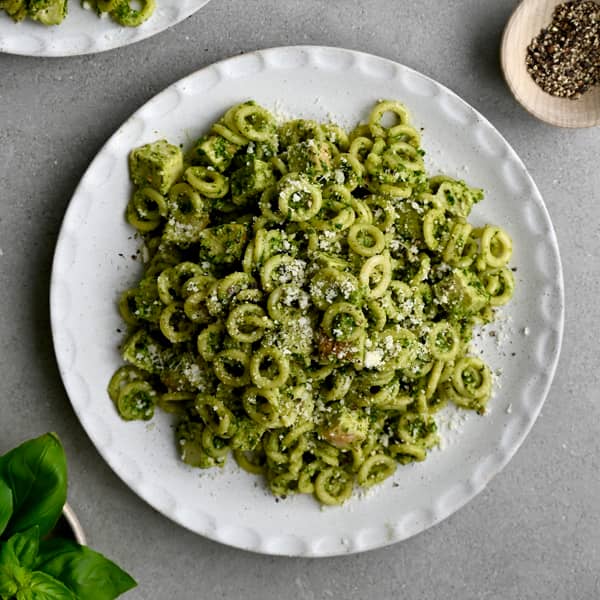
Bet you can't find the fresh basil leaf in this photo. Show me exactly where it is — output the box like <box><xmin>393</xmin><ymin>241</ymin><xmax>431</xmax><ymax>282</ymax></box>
<box><xmin>0</xmin><ymin>543</ymin><xmax>30</xmax><ymax>599</ymax></box>
<box><xmin>37</xmin><ymin>539</ymin><xmax>136</xmax><ymax>600</ymax></box>
<box><xmin>27</xmin><ymin>571</ymin><xmax>76</xmax><ymax>600</ymax></box>
<box><xmin>0</xmin><ymin>539</ymin><xmax>20</xmax><ymax>570</ymax></box>
<box><xmin>0</xmin><ymin>434</ymin><xmax>67</xmax><ymax>538</ymax></box>
<box><xmin>0</xmin><ymin>570</ymin><xmax>19</xmax><ymax>599</ymax></box>
<box><xmin>0</xmin><ymin>480</ymin><xmax>13</xmax><ymax>537</ymax></box>
<box><xmin>4</xmin><ymin>528</ymin><xmax>40</xmax><ymax>571</ymax></box>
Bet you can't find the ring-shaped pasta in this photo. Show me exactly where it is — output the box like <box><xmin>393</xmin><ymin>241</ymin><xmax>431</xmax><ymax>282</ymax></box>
<box><xmin>347</xmin><ymin>223</ymin><xmax>386</xmax><ymax>257</ymax></box>
<box><xmin>184</xmin><ymin>166</ymin><xmax>229</xmax><ymax>199</ymax></box>
<box><xmin>357</xmin><ymin>454</ymin><xmax>397</xmax><ymax>487</ymax></box>
<box><xmin>168</xmin><ymin>182</ymin><xmax>204</xmax><ymax>221</ymax></box>
<box><xmin>297</xmin><ymin>461</ymin><xmax>322</xmax><ymax>494</ymax></box>
<box><xmin>425</xmin><ymin>360</ymin><xmax>446</xmax><ymax>402</ymax></box>
<box><xmin>97</xmin><ymin>0</ymin><xmax>118</xmax><ymax>10</ymax></box>
<box><xmin>443</xmin><ymin>222</ymin><xmax>474</xmax><ymax>267</ymax></box>
<box><xmin>233</xmin><ymin>288</ymin><xmax>264</xmax><ymax>305</ymax></box>
<box><xmin>157</xmin><ymin>261</ymin><xmax>204</xmax><ymax>305</ymax></box>
<box><xmin>409</xmin><ymin>254</ymin><xmax>431</xmax><ymax>286</ymax></box>
<box><xmin>277</xmin><ymin>175</ymin><xmax>323</xmax><ymax>222</ymax></box>
<box><xmin>309</xmin><ymin>268</ymin><xmax>360</xmax><ymax>309</ymax></box>
<box><xmin>196</xmin><ymin>322</ymin><xmax>225</xmax><ymax>362</ymax></box>
<box><xmin>127</xmin><ymin>187</ymin><xmax>167</xmax><ymax>232</ymax></box>
<box><xmin>243</xmin><ymin>387</ymin><xmax>280</xmax><ymax>428</ymax></box>
<box><xmin>108</xmin><ymin>365</ymin><xmax>145</xmax><ymax>403</ymax></box>
<box><xmin>267</xmin><ymin>284</ymin><xmax>311</xmax><ymax>321</ymax></box>
<box><xmin>333</xmin><ymin>153</ymin><xmax>364</xmax><ymax>191</ymax></box>
<box><xmin>314</xmin><ymin>467</ymin><xmax>353</xmax><ymax>505</ymax></box>
<box><xmin>366</xmin><ymin>196</ymin><xmax>396</xmax><ymax>231</ymax></box>
<box><xmin>376</xmin><ymin>182</ymin><xmax>412</xmax><ymax>199</ymax></box>
<box><xmin>382</xmin><ymin>141</ymin><xmax>423</xmax><ymax>172</ymax></box>
<box><xmin>211</xmin><ymin>123</ymin><xmax>248</xmax><ymax>147</ymax></box>
<box><xmin>196</xmin><ymin>397</ymin><xmax>236</xmax><ymax>437</ymax></box>
<box><xmin>250</xmin><ymin>346</ymin><xmax>290</xmax><ymax>389</ymax></box>
<box><xmin>359</xmin><ymin>253</ymin><xmax>392</xmax><ymax>299</ymax></box>
<box><xmin>451</xmin><ymin>357</ymin><xmax>492</xmax><ymax>400</ymax></box>
<box><xmin>312</xmin><ymin>200</ymin><xmax>355</xmax><ymax>232</ymax></box>
<box><xmin>480</xmin><ymin>225</ymin><xmax>513</xmax><ymax>268</ymax></box>
<box><xmin>378</xmin><ymin>326</ymin><xmax>419</xmax><ymax>370</ymax></box>
<box><xmin>234</xmin><ymin>103</ymin><xmax>276</xmax><ymax>142</ymax></box>
<box><xmin>213</xmin><ymin>348</ymin><xmax>251</xmax><ymax>387</ymax></box>
<box><xmin>206</xmin><ymin>272</ymin><xmax>256</xmax><ymax>316</ymax></box>
<box><xmin>117</xmin><ymin>381</ymin><xmax>156</xmax><ymax>421</ymax></box>
<box><xmin>118</xmin><ymin>288</ymin><xmax>141</xmax><ymax>325</ymax></box>
<box><xmin>314</xmin><ymin>441</ymin><xmax>340</xmax><ymax>466</ymax></box>
<box><xmin>270</xmin><ymin>156</ymin><xmax>288</xmax><ymax>176</ymax></box>
<box><xmin>111</xmin><ymin>0</ymin><xmax>156</xmax><ymax>27</ymax></box>
<box><xmin>427</xmin><ymin>321</ymin><xmax>460</xmax><ymax>361</ymax></box>
<box><xmin>364</xmin><ymin>298</ymin><xmax>387</xmax><ymax>331</ymax></box>
<box><xmin>233</xmin><ymin>449</ymin><xmax>266</xmax><ymax>475</ymax></box>
<box><xmin>482</xmin><ymin>267</ymin><xmax>515</xmax><ymax>306</ymax></box>
<box><xmin>183</xmin><ymin>292</ymin><xmax>211</xmax><ymax>324</ymax></box>
<box><xmin>368</xmin><ymin>100</ymin><xmax>410</xmax><ymax>138</ymax></box>
<box><xmin>389</xmin><ymin>442</ymin><xmax>427</xmax><ymax>463</ymax></box>
<box><xmin>159</xmin><ymin>303</ymin><xmax>195</xmax><ymax>343</ymax></box>
<box><xmin>322</xmin><ymin>182</ymin><xmax>353</xmax><ymax>205</ymax></box>
<box><xmin>157</xmin><ymin>392</ymin><xmax>195</xmax><ymax>416</ymax></box>
<box><xmin>282</xmin><ymin>421</ymin><xmax>314</xmax><ymax>450</ymax></box>
<box><xmin>269</xmin><ymin>471</ymin><xmax>299</xmax><ymax>497</ymax></box>
<box><xmin>200</xmin><ymin>427</ymin><xmax>230</xmax><ymax>460</ymax></box>
<box><xmin>368</xmin><ymin>381</ymin><xmax>412</xmax><ymax>410</ymax></box>
<box><xmin>320</xmin><ymin>123</ymin><xmax>350</xmax><ymax>151</ymax></box>
<box><xmin>422</xmin><ymin>208</ymin><xmax>448</xmax><ymax>251</ymax></box>
<box><xmin>242</xmin><ymin>241</ymin><xmax>256</xmax><ymax>275</ymax></box>
<box><xmin>181</xmin><ymin>274</ymin><xmax>217</xmax><ymax>299</ymax></box>
<box><xmin>260</xmin><ymin>254</ymin><xmax>305</xmax><ymax>293</ymax></box>
<box><xmin>321</xmin><ymin>302</ymin><xmax>367</xmax><ymax>342</ymax></box>
<box><xmin>321</xmin><ymin>369</ymin><xmax>354</xmax><ymax>402</ymax></box>
<box><xmin>121</xmin><ymin>329</ymin><xmax>163</xmax><ymax>373</ymax></box>
<box><xmin>387</xmin><ymin>123</ymin><xmax>421</xmax><ymax>148</ymax></box>
<box><xmin>396</xmin><ymin>413</ymin><xmax>437</xmax><ymax>446</ymax></box>
<box><xmin>226</xmin><ymin>303</ymin><xmax>271</xmax><ymax>343</ymax></box>
<box><xmin>348</xmin><ymin>136</ymin><xmax>374</xmax><ymax>162</ymax></box>
<box><xmin>263</xmin><ymin>430</ymin><xmax>288</xmax><ymax>465</ymax></box>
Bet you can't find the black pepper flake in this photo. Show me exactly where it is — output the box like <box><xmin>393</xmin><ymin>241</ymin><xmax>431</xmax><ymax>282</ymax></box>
<box><xmin>526</xmin><ymin>1</ymin><xmax>600</xmax><ymax>99</ymax></box>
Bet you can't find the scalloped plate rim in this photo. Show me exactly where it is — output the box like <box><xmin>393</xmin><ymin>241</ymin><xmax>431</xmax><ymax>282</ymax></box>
<box><xmin>50</xmin><ymin>45</ymin><xmax>564</xmax><ymax>556</ymax></box>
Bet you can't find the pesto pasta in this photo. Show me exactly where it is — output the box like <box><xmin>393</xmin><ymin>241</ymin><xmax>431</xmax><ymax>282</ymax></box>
<box><xmin>1</xmin><ymin>0</ymin><xmax>154</xmax><ymax>26</ymax></box>
<box><xmin>108</xmin><ymin>100</ymin><xmax>515</xmax><ymax>506</ymax></box>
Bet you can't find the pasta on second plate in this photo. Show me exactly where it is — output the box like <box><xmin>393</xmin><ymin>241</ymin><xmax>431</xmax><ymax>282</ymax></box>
<box><xmin>108</xmin><ymin>99</ymin><xmax>515</xmax><ymax>505</ymax></box>
<box><xmin>1</xmin><ymin>0</ymin><xmax>154</xmax><ymax>26</ymax></box>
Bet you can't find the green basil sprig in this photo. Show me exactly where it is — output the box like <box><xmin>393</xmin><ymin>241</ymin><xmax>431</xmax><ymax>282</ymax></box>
<box><xmin>0</xmin><ymin>434</ymin><xmax>136</xmax><ymax>599</ymax></box>
<box><xmin>0</xmin><ymin>433</ymin><xmax>66</xmax><ymax>539</ymax></box>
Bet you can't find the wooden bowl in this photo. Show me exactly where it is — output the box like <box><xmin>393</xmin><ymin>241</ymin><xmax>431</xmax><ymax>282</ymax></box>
<box><xmin>49</xmin><ymin>504</ymin><xmax>87</xmax><ymax>545</ymax></box>
<box><xmin>501</xmin><ymin>0</ymin><xmax>600</xmax><ymax>127</ymax></box>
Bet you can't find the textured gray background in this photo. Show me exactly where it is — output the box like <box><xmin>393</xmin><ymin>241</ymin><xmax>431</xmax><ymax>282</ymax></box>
<box><xmin>1</xmin><ymin>0</ymin><xmax>599</xmax><ymax>598</ymax></box>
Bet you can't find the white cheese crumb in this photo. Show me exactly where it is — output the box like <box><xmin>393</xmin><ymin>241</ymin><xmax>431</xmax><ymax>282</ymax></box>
<box><xmin>364</xmin><ymin>349</ymin><xmax>384</xmax><ymax>369</ymax></box>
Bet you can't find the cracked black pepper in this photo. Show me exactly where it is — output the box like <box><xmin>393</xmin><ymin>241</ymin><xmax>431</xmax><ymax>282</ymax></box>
<box><xmin>526</xmin><ymin>0</ymin><xmax>600</xmax><ymax>99</ymax></box>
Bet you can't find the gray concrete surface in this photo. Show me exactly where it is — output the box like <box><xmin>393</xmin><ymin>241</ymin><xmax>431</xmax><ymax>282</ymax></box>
<box><xmin>1</xmin><ymin>0</ymin><xmax>599</xmax><ymax>598</ymax></box>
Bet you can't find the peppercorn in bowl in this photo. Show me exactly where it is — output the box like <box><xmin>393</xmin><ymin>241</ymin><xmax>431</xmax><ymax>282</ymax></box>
<box><xmin>501</xmin><ymin>0</ymin><xmax>600</xmax><ymax>127</ymax></box>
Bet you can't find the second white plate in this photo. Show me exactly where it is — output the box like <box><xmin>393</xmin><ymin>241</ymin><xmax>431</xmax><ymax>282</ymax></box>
<box><xmin>0</xmin><ymin>0</ymin><xmax>212</xmax><ymax>57</ymax></box>
<box><xmin>50</xmin><ymin>46</ymin><xmax>564</xmax><ymax>556</ymax></box>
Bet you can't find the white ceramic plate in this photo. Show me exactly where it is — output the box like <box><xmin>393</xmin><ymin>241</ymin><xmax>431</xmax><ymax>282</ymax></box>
<box><xmin>50</xmin><ymin>46</ymin><xmax>564</xmax><ymax>556</ymax></box>
<box><xmin>0</xmin><ymin>0</ymin><xmax>211</xmax><ymax>57</ymax></box>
